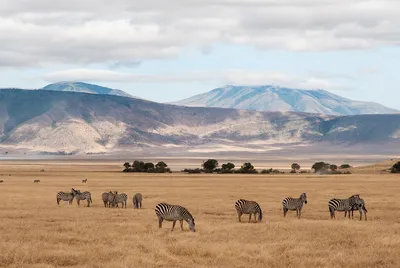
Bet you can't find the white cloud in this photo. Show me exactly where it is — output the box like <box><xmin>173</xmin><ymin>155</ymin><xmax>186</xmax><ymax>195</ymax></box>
<box><xmin>42</xmin><ymin>68</ymin><xmax>339</xmax><ymax>90</ymax></box>
<box><xmin>1</xmin><ymin>0</ymin><xmax>400</xmax><ymax>67</ymax></box>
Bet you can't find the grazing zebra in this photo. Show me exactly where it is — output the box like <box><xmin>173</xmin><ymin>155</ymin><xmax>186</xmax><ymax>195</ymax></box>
<box><xmin>102</xmin><ymin>192</ymin><xmax>111</xmax><ymax>207</ymax></box>
<box><xmin>75</xmin><ymin>191</ymin><xmax>92</xmax><ymax>207</ymax></box>
<box><xmin>155</xmin><ymin>203</ymin><xmax>195</xmax><ymax>232</ymax></box>
<box><xmin>282</xmin><ymin>193</ymin><xmax>308</xmax><ymax>218</ymax></box>
<box><xmin>57</xmin><ymin>188</ymin><xmax>79</xmax><ymax>205</ymax></box>
<box><xmin>133</xmin><ymin>193</ymin><xmax>143</xmax><ymax>209</ymax></box>
<box><xmin>328</xmin><ymin>194</ymin><xmax>361</xmax><ymax>219</ymax></box>
<box><xmin>33</xmin><ymin>180</ymin><xmax>40</xmax><ymax>183</ymax></box>
<box><xmin>82</xmin><ymin>179</ymin><xmax>87</xmax><ymax>183</ymax></box>
<box><xmin>113</xmin><ymin>191</ymin><xmax>128</xmax><ymax>208</ymax></box>
<box><xmin>107</xmin><ymin>191</ymin><xmax>117</xmax><ymax>207</ymax></box>
<box><xmin>235</xmin><ymin>199</ymin><xmax>263</xmax><ymax>222</ymax></box>
<box><xmin>345</xmin><ymin>198</ymin><xmax>368</xmax><ymax>221</ymax></box>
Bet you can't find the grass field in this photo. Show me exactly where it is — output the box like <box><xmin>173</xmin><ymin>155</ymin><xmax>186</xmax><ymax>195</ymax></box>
<box><xmin>1</xmin><ymin>161</ymin><xmax>400</xmax><ymax>268</ymax></box>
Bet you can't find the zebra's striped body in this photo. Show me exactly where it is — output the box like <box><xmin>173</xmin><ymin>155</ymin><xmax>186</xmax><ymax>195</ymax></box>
<box><xmin>155</xmin><ymin>203</ymin><xmax>195</xmax><ymax>232</ymax></box>
<box><xmin>282</xmin><ymin>193</ymin><xmax>308</xmax><ymax>218</ymax></box>
<box><xmin>133</xmin><ymin>193</ymin><xmax>143</xmax><ymax>209</ymax></box>
<box><xmin>33</xmin><ymin>180</ymin><xmax>40</xmax><ymax>183</ymax></box>
<box><xmin>102</xmin><ymin>192</ymin><xmax>111</xmax><ymax>207</ymax></box>
<box><xmin>82</xmin><ymin>179</ymin><xmax>87</xmax><ymax>183</ymax></box>
<box><xmin>57</xmin><ymin>188</ymin><xmax>79</xmax><ymax>205</ymax></box>
<box><xmin>113</xmin><ymin>192</ymin><xmax>128</xmax><ymax>208</ymax></box>
<box><xmin>107</xmin><ymin>191</ymin><xmax>117</xmax><ymax>207</ymax></box>
<box><xmin>235</xmin><ymin>199</ymin><xmax>262</xmax><ymax>222</ymax></box>
<box><xmin>345</xmin><ymin>198</ymin><xmax>368</xmax><ymax>221</ymax></box>
<box><xmin>328</xmin><ymin>195</ymin><xmax>361</xmax><ymax>219</ymax></box>
<box><xmin>75</xmin><ymin>191</ymin><xmax>92</xmax><ymax>207</ymax></box>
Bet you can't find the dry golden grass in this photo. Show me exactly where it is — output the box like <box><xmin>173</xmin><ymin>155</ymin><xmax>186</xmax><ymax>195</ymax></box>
<box><xmin>1</xmin><ymin>161</ymin><xmax>400</xmax><ymax>268</ymax></box>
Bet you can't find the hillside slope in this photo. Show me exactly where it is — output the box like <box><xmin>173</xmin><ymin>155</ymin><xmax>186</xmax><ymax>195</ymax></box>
<box><xmin>172</xmin><ymin>85</ymin><xmax>398</xmax><ymax>115</ymax></box>
<box><xmin>0</xmin><ymin>89</ymin><xmax>400</xmax><ymax>154</ymax></box>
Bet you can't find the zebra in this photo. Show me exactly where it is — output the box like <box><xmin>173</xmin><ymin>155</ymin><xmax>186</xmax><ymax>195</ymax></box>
<box><xmin>0</xmin><ymin>180</ymin><xmax>3</xmax><ymax>183</ymax></box>
<box><xmin>133</xmin><ymin>193</ymin><xmax>143</xmax><ymax>209</ymax></box>
<box><xmin>345</xmin><ymin>198</ymin><xmax>368</xmax><ymax>221</ymax></box>
<box><xmin>155</xmin><ymin>203</ymin><xmax>195</xmax><ymax>232</ymax></box>
<box><xmin>282</xmin><ymin>192</ymin><xmax>308</xmax><ymax>218</ymax></box>
<box><xmin>328</xmin><ymin>194</ymin><xmax>361</xmax><ymax>219</ymax></box>
<box><xmin>75</xmin><ymin>191</ymin><xmax>92</xmax><ymax>207</ymax></box>
<box><xmin>57</xmin><ymin>188</ymin><xmax>79</xmax><ymax>205</ymax></box>
<box><xmin>113</xmin><ymin>191</ymin><xmax>128</xmax><ymax>208</ymax></box>
<box><xmin>82</xmin><ymin>179</ymin><xmax>87</xmax><ymax>183</ymax></box>
<box><xmin>102</xmin><ymin>192</ymin><xmax>111</xmax><ymax>207</ymax></box>
<box><xmin>33</xmin><ymin>180</ymin><xmax>40</xmax><ymax>183</ymax></box>
<box><xmin>107</xmin><ymin>191</ymin><xmax>118</xmax><ymax>207</ymax></box>
<box><xmin>235</xmin><ymin>199</ymin><xmax>262</xmax><ymax>223</ymax></box>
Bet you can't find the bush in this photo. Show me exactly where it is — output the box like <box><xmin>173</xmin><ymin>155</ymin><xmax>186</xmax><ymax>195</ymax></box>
<box><xmin>340</xmin><ymin>164</ymin><xmax>351</xmax><ymax>169</ymax></box>
<box><xmin>183</xmin><ymin>168</ymin><xmax>202</xmax><ymax>174</ymax></box>
<box><xmin>330</xmin><ymin>164</ymin><xmax>338</xmax><ymax>171</ymax></box>
<box><xmin>391</xmin><ymin>161</ymin><xmax>400</xmax><ymax>173</ymax></box>
<box><xmin>291</xmin><ymin>163</ymin><xmax>300</xmax><ymax>172</ymax></box>
<box><xmin>221</xmin><ymin>162</ymin><xmax>235</xmax><ymax>171</ymax></box>
<box><xmin>261</xmin><ymin>168</ymin><xmax>273</xmax><ymax>174</ymax></box>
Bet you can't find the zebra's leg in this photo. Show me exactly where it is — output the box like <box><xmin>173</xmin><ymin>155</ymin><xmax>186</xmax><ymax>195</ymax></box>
<box><xmin>296</xmin><ymin>208</ymin><xmax>299</xmax><ymax>218</ymax></box>
<box><xmin>237</xmin><ymin>212</ymin><xmax>242</xmax><ymax>222</ymax></box>
<box><xmin>87</xmin><ymin>199</ymin><xmax>90</xmax><ymax>207</ymax></box>
<box><xmin>171</xmin><ymin>220</ymin><xmax>176</xmax><ymax>231</ymax></box>
<box><xmin>180</xmin><ymin>220</ymin><xmax>184</xmax><ymax>231</ymax></box>
<box><xmin>158</xmin><ymin>216</ymin><xmax>163</xmax><ymax>228</ymax></box>
<box><xmin>254</xmin><ymin>213</ymin><xmax>257</xmax><ymax>222</ymax></box>
<box><xmin>57</xmin><ymin>198</ymin><xmax>60</xmax><ymax>205</ymax></box>
<box><xmin>248</xmin><ymin>213</ymin><xmax>252</xmax><ymax>223</ymax></box>
<box><xmin>283</xmin><ymin>207</ymin><xmax>288</xmax><ymax>217</ymax></box>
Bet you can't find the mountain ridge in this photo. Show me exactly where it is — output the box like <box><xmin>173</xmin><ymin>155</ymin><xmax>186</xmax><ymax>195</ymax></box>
<box><xmin>0</xmin><ymin>89</ymin><xmax>399</xmax><ymax>155</ymax></box>
<box><xmin>172</xmin><ymin>85</ymin><xmax>398</xmax><ymax>115</ymax></box>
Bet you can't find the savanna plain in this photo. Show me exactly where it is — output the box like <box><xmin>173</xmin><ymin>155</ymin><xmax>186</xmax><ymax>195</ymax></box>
<box><xmin>1</xmin><ymin>160</ymin><xmax>400</xmax><ymax>268</ymax></box>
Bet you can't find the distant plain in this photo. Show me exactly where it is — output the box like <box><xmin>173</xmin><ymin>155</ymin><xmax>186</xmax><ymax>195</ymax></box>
<box><xmin>0</xmin><ymin>159</ymin><xmax>399</xmax><ymax>268</ymax></box>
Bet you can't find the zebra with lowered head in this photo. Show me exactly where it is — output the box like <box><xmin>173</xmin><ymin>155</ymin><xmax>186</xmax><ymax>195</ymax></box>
<box><xmin>133</xmin><ymin>193</ymin><xmax>143</xmax><ymax>209</ymax></box>
<box><xmin>282</xmin><ymin>192</ymin><xmax>308</xmax><ymax>218</ymax></box>
<box><xmin>155</xmin><ymin>203</ymin><xmax>195</xmax><ymax>232</ymax></box>
<box><xmin>75</xmin><ymin>190</ymin><xmax>92</xmax><ymax>207</ymax></box>
<box><xmin>113</xmin><ymin>191</ymin><xmax>128</xmax><ymax>208</ymax></box>
<box><xmin>345</xmin><ymin>197</ymin><xmax>368</xmax><ymax>221</ymax></box>
<box><xmin>328</xmin><ymin>194</ymin><xmax>361</xmax><ymax>219</ymax></box>
<box><xmin>82</xmin><ymin>179</ymin><xmax>87</xmax><ymax>183</ymax></box>
<box><xmin>57</xmin><ymin>188</ymin><xmax>79</xmax><ymax>205</ymax></box>
<box><xmin>235</xmin><ymin>199</ymin><xmax>262</xmax><ymax>223</ymax></box>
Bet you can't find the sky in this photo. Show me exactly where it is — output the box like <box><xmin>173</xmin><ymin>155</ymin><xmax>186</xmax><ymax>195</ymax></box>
<box><xmin>0</xmin><ymin>0</ymin><xmax>400</xmax><ymax>108</ymax></box>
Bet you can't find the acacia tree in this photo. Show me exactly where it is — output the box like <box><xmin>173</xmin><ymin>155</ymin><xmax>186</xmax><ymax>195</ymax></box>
<box><xmin>222</xmin><ymin>162</ymin><xmax>235</xmax><ymax>170</ymax></box>
<box><xmin>330</xmin><ymin>164</ymin><xmax>338</xmax><ymax>171</ymax></box>
<box><xmin>291</xmin><ymin>163</ymin><xmax>301</xmax><ymax>172</ymax></box>
<box><xmin>202</xmin><ymin>159</ymin><xmax>219</xmax><ymax>172</ymax></box>
<box><xmin>312</xmin><ymin>162</ymin><xmax>330</xmax><ymax>173</ymax></box>
<box><xmin>156</xmin><ymin>161</ymin><xmax>168</xmax><ymax>168</ymax></box>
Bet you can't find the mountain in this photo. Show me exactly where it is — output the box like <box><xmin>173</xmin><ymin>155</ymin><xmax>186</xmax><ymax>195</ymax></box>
<box><xmin>0</xmin><ymin>89</ymin><xmax>400</xmax><ymax>155</ymax></box>
<box><xmin>172</xmin><ymin>85</ymin><xmax>398</xmax><ymax>116</ymax></box>
<box><xmin>40</xmin><ymin>82</ymin><xmax>134</xmax><ymax>98</ymax></box>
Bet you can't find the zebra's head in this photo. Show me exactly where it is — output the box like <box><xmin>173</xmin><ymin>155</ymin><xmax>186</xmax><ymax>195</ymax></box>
<box><xmin>301</xmin><ymin>193</ymin><xmax>307</xmax><ymax>204</ymax></box>
<box><xmin>71</xmin><ymin>188</ymin><xmax>80</xmax><ymax>196</ymax></box>
<box><xmin>187</xmin><ymin>217</ymin><xmax>196</xmax><ymax>232</ymax></box>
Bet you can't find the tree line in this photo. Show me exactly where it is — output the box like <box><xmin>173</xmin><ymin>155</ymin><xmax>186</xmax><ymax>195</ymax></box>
<box><xmin>123</xmin><ymin>161</ymin><xmax>171</xmax><ymax>173</ymax></box>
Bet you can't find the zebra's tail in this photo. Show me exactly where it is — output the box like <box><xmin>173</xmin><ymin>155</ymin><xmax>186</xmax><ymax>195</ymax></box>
<box><xmin>258</xmin><ymin>207</ymin><xmax>263</xmax><ymax>221</ymax></box>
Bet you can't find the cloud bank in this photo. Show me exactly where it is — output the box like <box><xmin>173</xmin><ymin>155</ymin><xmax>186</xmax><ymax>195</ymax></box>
<box><xmin>1</xmin><ymin>0</ymin><xmax>400</xmax><ymax>67</ymax></box>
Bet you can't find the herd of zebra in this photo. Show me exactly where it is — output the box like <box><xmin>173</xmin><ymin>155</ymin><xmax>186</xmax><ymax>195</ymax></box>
<box><xmin>56</xmin><ymin>189</ymin><xmax>367</xmax><ymax>232</ymax></box>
